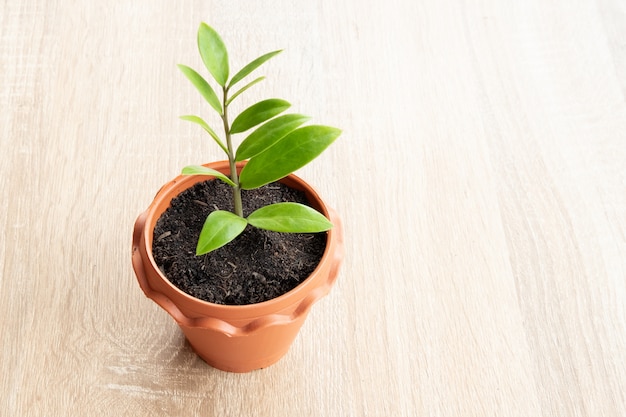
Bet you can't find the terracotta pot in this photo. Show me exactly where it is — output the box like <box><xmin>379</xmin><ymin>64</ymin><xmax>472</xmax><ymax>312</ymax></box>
<box><xmin>132</xmin><ymin>161</ymin><xmax>344</xmax><ymax>372</ymax></box>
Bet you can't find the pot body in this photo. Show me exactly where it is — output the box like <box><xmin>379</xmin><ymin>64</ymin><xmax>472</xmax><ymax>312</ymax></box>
<box><xmin>132</xmin><ymin>161</ymin><xmax>344</xmax><ymax>372</ymax></box>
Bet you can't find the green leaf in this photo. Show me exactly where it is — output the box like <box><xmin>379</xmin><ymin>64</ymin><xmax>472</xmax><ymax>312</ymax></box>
<box><xmin>248</xmin><ymin>203</ymin><xmax>333</xmax><ymax>233</ymax></box>
<box><xmin>180</xmin><ymin>115</ymin><xmax>228</xmax><ymax>154</ymax></box>
<box><xmin>177</xmin><ymin>64</ymin><xmax>222</xmax><ymax>114</ymax></box>
<box><xmin>239</xmin><ymin>125</ymin><xmax>341</xmax><ymax>189</ymax></box>
<box><xmin>196</xmin><ymin>210</ymin><xmax>248</xmax><ymax>255</ymax></box>
<box><xmin>198</xmin><ymin>23</ymin><xmax>229</xmax><ymax>87</ymax></box>
<box><xmin>228</xmin><ymin>50</ymin><xmax>282</xmax><ymax>88</ymax></box>
<box><xmin>181</xmin><ymin>165</ymin><xmax>236</xmax><ymax>187</ymax></box>
<box><xmin>230</xmin><ymin>99</ymin><xmax>290</xmax><ymax>134</ymax></box>
<box><xmin>226</xmin><ymin>76</ymin><xmax>265</xmax><ymax>106</ymax></box>
<box><xmin>236</xmin><ymin>114</ymin><xmax>311</xmax><ymax>161</ymax></box>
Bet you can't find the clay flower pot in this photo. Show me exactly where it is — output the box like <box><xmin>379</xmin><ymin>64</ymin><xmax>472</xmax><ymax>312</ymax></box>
<box><xmin>131</xmin><ymin>161</ymin><xmax>344</xmax><ymax>373</ymax></box>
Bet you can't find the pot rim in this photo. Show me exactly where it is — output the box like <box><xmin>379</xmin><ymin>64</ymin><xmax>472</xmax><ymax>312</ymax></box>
<box><xmin>137</xmin><ymin>160</ymin><xmax>342</xmax><ymax>317</ymax></box>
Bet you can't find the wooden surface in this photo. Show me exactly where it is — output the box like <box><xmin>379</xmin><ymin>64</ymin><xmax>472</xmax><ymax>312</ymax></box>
<box><xmin>1</xmin><ymin>0</ymin><xmax>625</xmax><ymax>415</ymax></box>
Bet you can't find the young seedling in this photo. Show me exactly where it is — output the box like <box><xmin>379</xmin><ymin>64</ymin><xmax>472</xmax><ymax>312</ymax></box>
<box><xmin>179</xmin><ymin>23</ymin><xmax>341</xmax><ymax>255</ymax></box>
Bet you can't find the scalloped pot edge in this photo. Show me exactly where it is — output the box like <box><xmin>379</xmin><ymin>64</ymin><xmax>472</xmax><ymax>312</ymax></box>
<box><xmin>131</xmin><ymin>161</ymin><xmax>344</xmax><ymax>373</ymax></box>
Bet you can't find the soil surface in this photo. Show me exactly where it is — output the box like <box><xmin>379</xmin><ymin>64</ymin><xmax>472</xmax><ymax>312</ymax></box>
<box><xmin>152</xmin><ymin>179</ymin><xmax>326</xmax><ymax>305</ymax></box>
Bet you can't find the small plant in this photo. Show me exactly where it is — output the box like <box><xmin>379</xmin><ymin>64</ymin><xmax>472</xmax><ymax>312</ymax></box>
<box><xmin>179</xmin><ymin>23</ymin><xmax>341</xmax><ymax>255</ymax></box>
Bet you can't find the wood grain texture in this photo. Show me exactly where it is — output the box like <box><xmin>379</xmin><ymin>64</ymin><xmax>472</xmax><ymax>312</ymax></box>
<box><xmin>1</xmin><ymin>0</ymin><xmax>625</xmax><ymax>415</ymax></box>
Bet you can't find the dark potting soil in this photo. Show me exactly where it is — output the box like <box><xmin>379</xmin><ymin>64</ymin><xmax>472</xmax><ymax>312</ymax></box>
<box><xmin>152</xmin><ymin>179</ymin><xmax>327</xmax><ymax>305</ymax></box>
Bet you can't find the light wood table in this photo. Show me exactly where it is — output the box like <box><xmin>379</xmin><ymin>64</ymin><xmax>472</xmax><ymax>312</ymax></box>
<box><xmin>2</xmin><ymin>1</ymin><xmax>625</xmax><ymax>415</ymax></box>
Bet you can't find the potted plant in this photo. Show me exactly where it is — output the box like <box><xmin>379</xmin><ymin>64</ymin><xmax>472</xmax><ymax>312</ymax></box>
<box><xmin>131</xmin><ymin>23</ymin><xmax>344</xmax><ymax>373</ymax></box>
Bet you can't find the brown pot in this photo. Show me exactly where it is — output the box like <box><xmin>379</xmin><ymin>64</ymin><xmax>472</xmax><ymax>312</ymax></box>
<box><xmin>131</xmin><ymin>161</ymin><xmax>344</xmax><ymax>373</ymax></box>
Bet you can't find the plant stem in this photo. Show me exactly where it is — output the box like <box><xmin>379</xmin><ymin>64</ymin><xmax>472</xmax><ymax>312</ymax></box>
<box><xmin>222</xmin><ymin>86</ymin><xmax>244</xmax><ymax>217</ymax></box>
